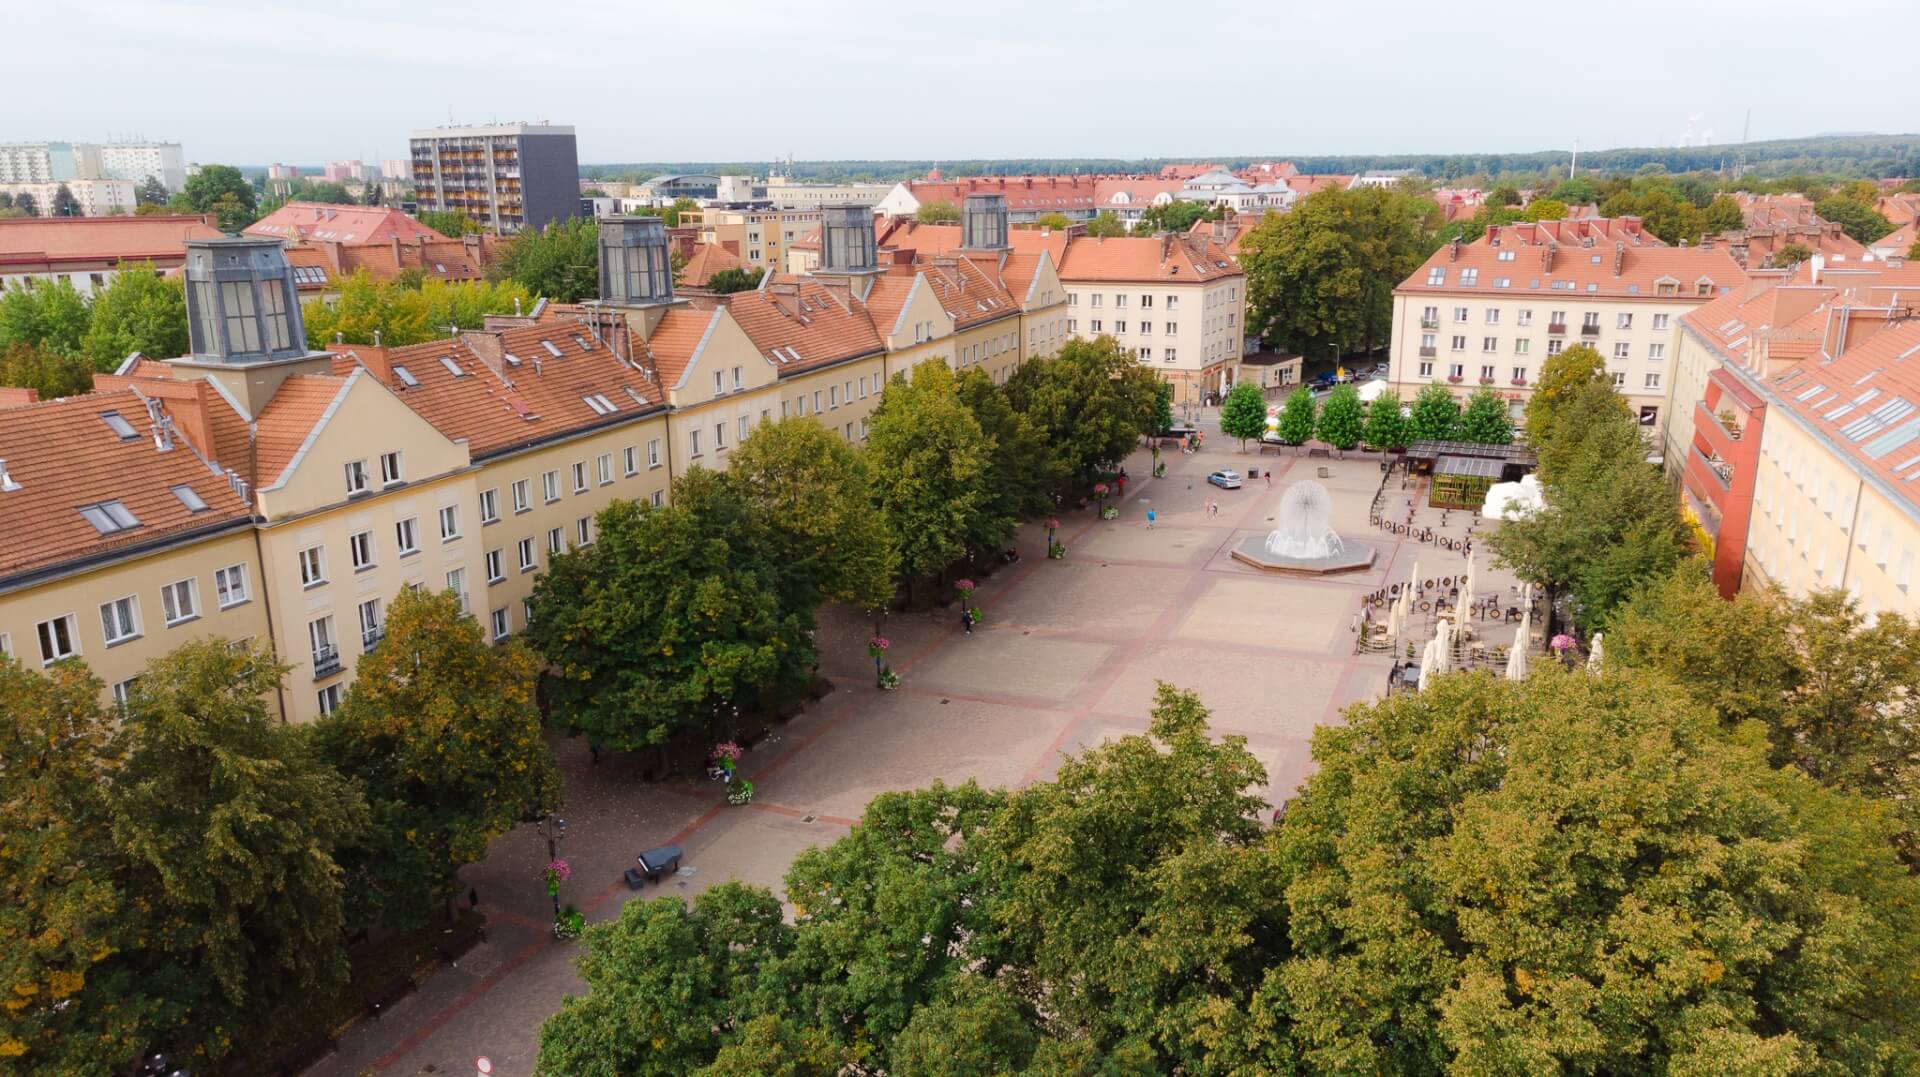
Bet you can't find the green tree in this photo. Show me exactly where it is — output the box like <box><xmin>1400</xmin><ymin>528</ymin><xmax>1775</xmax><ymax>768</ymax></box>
<box><xmin>956</xmin><ymin>367</ymin><xmax>1063</xmax><ymax>543</ymax></box>
<box><xmin>916</xmin><ymin>199</ymin><xmax>961</xmax><ymax>224</ymax></box>
<box><xmin>418</xmin><ymin>208</ymin><xmax>482</xmax><ymax>237</ymax></box>
<box><xmin>1314</xmin><ymin>383</ymin><xmax>1364</xmax><ymax>450</ymax></box>
<box><xmin>489</xmin><ymin>215</ymin><xmax>599</xmax><ymax>302</ymax></box>
<box><xmin>1771</xmin><ymin>240</ymin><xmax>1814</xmax><ymax>265</ymax></box>
<box><xmin>1549</xmin><ymin>175</ymin><xmax>1599</xmax><ymax>204</ymax></box>
<box><xmin>1908</xmin><ymin>238</ymin><xmax>1920</xmax><ymax>261</ymax></box>
<box><xmin>869</xmin><ymin>362</ymin><xmax>992</xmax><ymax>598</ymax></box>
<box><xmin>1239</xmin><ymin>185</ymin><xmax>1437</xmax><ymax>358</ymax></box>
<box><xmin>1033</xmin><ymin>212</ymin><xmax>1073</xmax><ymax>230</ymax></box>
<box><xmin>302</xmin><ymin>272</ymin><xmax>531</xmax><ymax>347</ymax></box>
<box><xmin>1704</xmin><ymin>193</ymin><xmax>1745</xmax><ymax>232</ymax></box>
<box><xmin>13</xmin><ymin>191</ymin><xmax>37</xmax><ymax>217</ymax></box>
<box><xmin>1519</xmin><ymin>197</ymin><xmax>1567</xmax><ymax>221</ymax></box>
<box><xmin>725</xmin><ymin>415</ymin><xmax>897</xmax><ymax>612</ymax></box>
<box><xmin>208</xmin><ymin>192</ymin><xmax>253</xmax><ymax>232</ymax></box>
<box><xmin>109</xmin><ymin>641</ymin><xmax>367</xmax><ymax>1067</ymax></box>
<box><xmin>1003</xmin><ymin>336</ymin><xmax>1161</xmax><ymax>486</ymax></box>
<box><xmin>0</xmin><ymin>658</ymin><xmax>146</xmax><ymax>1075</ymax></box>
<box><xmin>526</xmin><ymin>494</ymin><xmax>811</xmax><ymax>754</ymax></box>
<box><xmin>1218</xmin><ymin>380</ymin><xmax>1268</xmax><ymax>449</ymax></box>
<box><xmin>704</xmin><ymin>266</ymin><xmax>765</xmax><ymax>294</ymax></box>
<box><xmin>1487</xmin><ymin>184</ymin><xmax>1521</xmax><ymax>206</ymax></box>
<box><xmin>658</xmin><ymin>197</ymin><xmax>699</xmax><ymax>228</ymax></box>
<box><xmin>1081</xmin><ymin>210</ymin><xmax>1127</xmax><ymax>237</ymax></box>
<box><xmin>0</xmin><ymin>341</ymin><xmax>94</xmax><ymax>398</ymax></box>
<box><xmin>1406</xmin><ymin>382</ymin><xmax>1461</xmax><ymax>441</ymax></box>
<box><xmin>1360</xmin><ymin>387</ymin><xmax>1408</xmax><ymax>452</ymax></box>
<box><xmin>1269</xmin><ymin>666</ymin><xmax>1920</xmax><ymax>1074</ymax></box>
<box><xmin>81</xmin><ymin>265</ymin><xmax>187</xmax><ymax>367</ymax></box>
<box><xmin>49</xmin><ymin>184</ymin><xmax>80</xmax><ymax>218</ymax></box>
<box><xmin>1523</xmin><ymin>342</ymin><xmax>1606</xmax><ymax>445</ymax></box>
<box><xmin>1151</xmin><ymin>380</ymin><xmax>1175</xmax><ymax>434</ymax></box>
<box><xmin>177</xmin><ymin>164</ymin><xmax>256</xmax><ymax>220</ymax></box>
<box><xmin>1134</xmin><ymin>199</ymin><xmax>1219</xmax><ymax>235</ymax></box>
<box><xmin>0</xmin><ymin>277</ymin><xmax>91</xmax><ymax>356</ymax></box>
<box><xmin>1456</xmin><ymin>385</ymin><xmax>1513</xmax><ymax>444</ymax></box>
<box><xmin>1274</xmin><ymin>386</ymin><xmax>1316</xmax><ymax>445</ymax></box>
<box><xmin>1601</xmin><ymin>182</ymin><xmax>1707</xmax><ymax>244</ymax></box>
<box><xmin>314</xmin><ymin>588</ymin><xmax>559</xmax><ymax>929</ymax></box>
<box><xmin>1815</xmin><ymin>195</ymin><xmax>1894</xmax><ymax>244</ymax></box>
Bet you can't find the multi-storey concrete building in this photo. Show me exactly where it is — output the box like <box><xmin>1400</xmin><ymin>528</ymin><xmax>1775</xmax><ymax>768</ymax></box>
<box><xmin>682</xmin><ymin>205</ymin><xmax>823</xmax><ymax>272</ymax></box>
<box><xmin>96</xmin><ymin>142</ymin><xmax>188</xmax><ymax>191</ymax></box>
<box><xmin>409</xmin><ymin>123</ymin><xmax>579</xmax><ymax>233</ymax></box>
<box><xmin>0</xmin><ymin>214</ymin><xmax>222</xmax><ymax>296</ymax></box>
<box><xmin>1386</xmin><ymin>218</ymin><xmax>1746</xmax><ymax>431</ymax></box>
<box><xmin>0</xmin><ymin>141</ymin><xmax>186</xmax><ymax>192</ymax></box>
<box><xmin>0</xmin><ymin>178</ymin><xmax>136</xmax><ymax>217</ymax></box>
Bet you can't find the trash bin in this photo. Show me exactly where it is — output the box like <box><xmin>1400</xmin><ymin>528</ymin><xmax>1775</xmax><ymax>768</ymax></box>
<box><xmin>1247</xmin><ymin>468</ymin><xmax>1259</xmax><ymax>479</ymax></box>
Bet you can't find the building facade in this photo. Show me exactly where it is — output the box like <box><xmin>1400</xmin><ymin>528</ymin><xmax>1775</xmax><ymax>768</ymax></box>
<box><xmin>0</xmin><ymin>214</ymin><xmax>223</xmax><ymax>296</ymax></box>
<box><xmin>683</xmin><ymin>205</ymin><xmax>823</xmax><ymax>271</ymax></box>
<box><xmin>409</xmin><ymin>124</ymin><xmax>579</xmax><ymax>233</ymax></box>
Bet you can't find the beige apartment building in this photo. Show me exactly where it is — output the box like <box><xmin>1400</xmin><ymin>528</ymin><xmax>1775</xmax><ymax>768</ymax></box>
<box><xmin>1058</xmin><ymin>233</ymin><xmax>1244</xmax><ymax>405</ymax></box>
<box><xmin>684</xmin><ymin>205</ymin><xmax>823</xmax><ymax>272</ymax></box>
<box><xmin>0</xmin><ymin>210</ymin><xmax>1069</xmax><ymax>718</ymax></box>
<box><xmin>1387</xmin><ymin>220</ymin><xmax>1746</xmax><ymax>431</ymax></box>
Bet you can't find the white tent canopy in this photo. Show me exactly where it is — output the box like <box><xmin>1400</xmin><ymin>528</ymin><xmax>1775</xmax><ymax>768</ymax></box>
<box><xmin>1358</xmin><ymin>379</ymin><xmax>1391</xmax><ymax>404</ymax></box>
<box><xmin>1482</xmin><ymin>473</ymin><xmax>1544</xmax><ymax>521</ymax></box>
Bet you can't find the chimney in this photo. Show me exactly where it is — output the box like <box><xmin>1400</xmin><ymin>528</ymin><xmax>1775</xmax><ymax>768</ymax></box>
<box><xmin>1543</xmin><ymin>241</ymin><xmax>1557</xmax><ymax>273</ymax></box>
<box><xmin>1485</xmin><ymin>224</ymin><xmax>1499</xmax><ymax>245</ymax></box>
<box><xmin>373</xmin><ymin>329</ymin><xmax>382</xmax><ymax>346</ymax></box>
<box><xmin>1612</xmin><ymin>240</ymin><xmax>1625</xmax><ymax>277</ymax></box>
<box><xmin>460</xmin><ymin>331</ymin><xmax>508</xmax><ymax>379</ymax></box>
<box><xmin>0</xmin><ymin>458</ymin><xmax>19</xmax><ymax>492</ymax></box>
<box><xmin>391</xmin><ymin>234</ymin><xmax>403</xmax><ymax>268</ymax></box>
<box><xmin>1448</xmin><ymin>237</ymin><xmax>1460</xmax><ymax>262</ymax></box>
<box><xmin>0</xmin><ymin>387</ymin><xmax>38</xmax><ymax>406</ymax></box>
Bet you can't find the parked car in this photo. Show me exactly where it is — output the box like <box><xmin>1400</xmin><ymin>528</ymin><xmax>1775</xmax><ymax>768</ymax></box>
<box><xmin>1207</xmin><ymin>469</ymin><xmax>1243</xmax><ymax>489</ymax></box>
<box><xmin>1308</xmin><ymin>373</ymin><xmax>1338</xmax><ymax>390</ymax></box>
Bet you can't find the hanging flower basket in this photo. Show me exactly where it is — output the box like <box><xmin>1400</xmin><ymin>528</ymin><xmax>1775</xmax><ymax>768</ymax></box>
<box><xmin>866</xmin><ymin>635</ymin><xmax>891</xmax><ymax>660</ymax></box>
<box><xmin>727</xmin><ymin>779</ymin><xmax>755</xmax><ymax>805</ymax></box>
<box><xmin>1549</xmin><ymin>633</ymin><xmax>1575</xmax><ymax>654</ymax></box>
<box><xmin>542</xmin><ymin>858</ymin><xmax>572</xmax><ymax>897</ymax></box>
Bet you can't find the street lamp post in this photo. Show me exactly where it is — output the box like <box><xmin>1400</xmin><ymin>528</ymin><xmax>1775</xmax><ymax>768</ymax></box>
<box><xmin>540</xmin><ymin>814</ymin><xmax>568</xmax><ymax>916</ymax></box>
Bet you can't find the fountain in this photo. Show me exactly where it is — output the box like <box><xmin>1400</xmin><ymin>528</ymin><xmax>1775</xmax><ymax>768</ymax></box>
<box><xmin>1230</xmin><ymin>479</ymin><xmax>1377</xmax><ymax>575</ymax></box>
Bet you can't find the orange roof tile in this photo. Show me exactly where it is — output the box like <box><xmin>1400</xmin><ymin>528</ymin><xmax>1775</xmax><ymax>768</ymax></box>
<box><xmin>1397</xmin><ymin>239</ymin><xmax>1745</xmax><ymax>302</ymax></box>
<box><xmin>246</xmin><ymin>202</ymin><xmax>447</xmax><ymax>245</ymax></box>
<box><xmin>722</xmin><ymin>281</ymin><xmax>885</xmax><ymax>374</ymax></box>
<box><xmin>1058</xmin><ymin>233</ymin><xmax>1242</xmax><ymax>284</ymax></box>
<box><xmin>908</xmin><ymin>175</ymin><xmax>1101</xmax><ymax>214</ymax></box>
<box><xmin>0</xmin><ymin>389</ymin><xmax>252</xmax><ymax>582</ymax></box>
<box><xmin>253</xmin><ymin>375</ymin><xmax>352</xmax><ymax>488</ymax></box>
<box><xmin>1766</xmin><ymin>317</ymin><xmax>1920</xmax><ymax>509</ymax></box>
<box><xmin>0</xmin><ymin>214</ymin><xmax>222</xmax><ymax>271</ymax></box>
<box><xmin>680</xmin><ymin>242</ymin><xmax>750</xmax><ymax>287</ymax></box>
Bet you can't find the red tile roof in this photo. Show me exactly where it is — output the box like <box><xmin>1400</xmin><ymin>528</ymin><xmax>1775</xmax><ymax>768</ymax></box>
<box><xmin>0</xmin><ymin>388</ymin><xmax>252</xmax><ymax>581</ymax></box>
<box><xmin>721</xmin><ymin>282</ymin><xmax>885</xmax><ymax>375</ymax></box>
<box><xmin>908</xmin><ymin>175</ymin><xmax>1101</xmax><ymax>214</ymax></box>
<box><xmin>1058</xmin><ymin>233</ymin><xmax>1242</xmax><ymax>284</ymax></box>
<box><xmin>0</xmin><ymin>215</ymin><xmax>222</xmax><ymax>270</ymax></box>
<box><xmin>1766</xmin><ymin>317</ymin><xmax>1920</xmax><ymax>508</ymax></box>
<box><xmin>253</xmin><ymin>375</ymin><xmax>352</xmax><ymax>487</ymax></box>
<box><xmin>246</xmin><ymin>202</ymin><xmax>448</xmax><ymax>245</ymax></box>
<box><xmin>1397</xmin><ymin>238</ymin><xmax>1745</xmax><ymax>302</ymax></box>
<box><xmin>679</xmin><ymin>242</ymin><xmax>750</xmax><ymax>287</ymax></box>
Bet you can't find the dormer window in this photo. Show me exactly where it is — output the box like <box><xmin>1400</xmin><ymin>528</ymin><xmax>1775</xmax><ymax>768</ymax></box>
<box><xmin>344</xmin><ymin>460</ymin><xmax>370</xmax><ymax>496</ymax></box>
<box><xmin>1427</xmin><ymin>267</ymin><xmax>1446</xmax><ymax>285</ymax></box>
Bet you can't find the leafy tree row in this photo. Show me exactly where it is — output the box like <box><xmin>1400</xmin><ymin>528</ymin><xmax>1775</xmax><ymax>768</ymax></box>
<box><xmin>536</xmin><ymin>672</ymin><xmax>1920</xmax><ymax>1074</ymax></box>
<box><xmin>0</xmin><ymin>267</ymin><xmax>190</xmax><ymax>397</ymax></box>
<box><xmin>0</xmin><ymin>589</ymin><xmax>555</xmax><ymax>1074</ymax></box>
<box><xmin>301</xmin><ymin>271</ymin><xmax>533</xmax><ymax>348</ymax></box>
<box><xmin>1252</xmin><ymin>381</ymin><xmax>1511</xmax><ymax>453</ymax></box>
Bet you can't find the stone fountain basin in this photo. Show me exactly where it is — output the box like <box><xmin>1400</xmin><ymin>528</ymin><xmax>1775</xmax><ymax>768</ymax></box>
<box><xmin>1230</xmin><ymin>535</ymin><xmax>1377</xmax><ymax>575</ymax></box>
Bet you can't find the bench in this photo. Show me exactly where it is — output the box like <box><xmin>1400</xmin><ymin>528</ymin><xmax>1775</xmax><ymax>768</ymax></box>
<box><xmin>626</xmin><ymin>844</ymin><xmax>683</xmax><ymax>888</ymax></box>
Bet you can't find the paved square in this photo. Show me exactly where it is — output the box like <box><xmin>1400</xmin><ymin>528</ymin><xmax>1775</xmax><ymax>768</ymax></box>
<box><xmin>989</xmin><ymin>560</ymin><xmax>1187</xmax><ymax>638</ymax></box>
<box><xmin>904</xmin><ymin>630</ymin><xmax>1115</xmax><ymax>704</ymax></box>
<box><xmin>1093</xmin><ymin>640</ymin><xmax>1348</xmax><ymax>734</ymax></box>
<box><xmin>1175</xmin><ymin>575</ymin><xmax>1350</xmax><ymax>651</ymax></box>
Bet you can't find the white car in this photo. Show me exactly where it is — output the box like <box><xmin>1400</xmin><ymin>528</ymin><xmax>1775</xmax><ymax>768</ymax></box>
<box><xmin>1207</xmin><ymin>470</ymin><xmax>1243</xmax><ymax>489</ymax></box>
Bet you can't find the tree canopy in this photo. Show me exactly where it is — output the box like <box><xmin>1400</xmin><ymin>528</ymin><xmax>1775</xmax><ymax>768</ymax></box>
<box><xmin>1314</xmin><ymin>383</ymin><xmax>1364</xmax><ymax>450</ymax></box>
<box><xmin>1361</xmin><ymin>387</ymin><xmax>1407</xmax><ymax>452</ymax></box>
<box><xmin>1456</xmin><ymin>385</ymin><xmax>1514</xmax><ymax>444</ymax></box>
<box><xmin>1274</xmin><ymin>386</ymin><xmax>1316</xmax><ymax>445</ymax></box>
<box><xmin>490</xmin><ymin>216</ymin><xmax>599</xmax><ymax>302</ymax></box>
<box><xmin>868</xmin><ymin>362</ymin><xmax>994</xmax><ymax>595</ymax></box>
<box><xmin>915</xmin><ymin>200</ymin><xmax>960</xmax><ymax>224</ymax></box>
<box><xmin>81</xmin><ymin>265</ymin><xmax>187</xmax><ymax>367</ymax></box>
<box><xmin>1218</xmin><ymin>380</ymin><xmax>1268</xmax><ymax>449</ymax></box>
<box><xmin>1239</xmin><ymin>185</ymin><xmax>1438</xmax><ymax>358</ymax></box>
<box><xmin>1406</xmin><ymin>382</ymin><xmax>1461</xmax><ymax>442</ymax></box>
<box><xmin>703</xmin><ymin>266</ymin><xmax>766</xmax><ymax>294</ymax></box>
<box><xmin>1081</xmin><ymin>211</ymin><xmax>1126</xmax><ymax>237</ymax></box>
<box><xmin>1814</xmin><ymin>194</ymin><xmax>1895</xmax><ymax>244</ymax></box>
<box><xmin>302</xmin><ymin>272</ymin><xmax>532</xmax><ymax>347</ymax></box>
<box><xmin>0</xmin><ymin>277</ymin><xmax>90</xmax><ymax>357</ymax></box>
<box><xmin>1003</xmin><ymin>336</ymin><xmax>1160</xmax><ymax>486</ymax></box>
<box><xmin>418</xmin><ymin>208</ymin><xmax>483</xmax><ymax>237</ymax></box>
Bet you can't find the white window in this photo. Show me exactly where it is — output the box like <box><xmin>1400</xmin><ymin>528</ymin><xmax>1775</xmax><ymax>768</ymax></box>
<box><xmin>1449</xmin><ymin>363</ymin><xmax>1465</xmax><ymax>379</ymax></box>
<box><xmin>1426</xmin><ymin>267</ymin><xmax>1446</xmax><ymax>285</ymax></box>
<box><xmin>1165</xmin><ymin>322</ymin><xmax>1177</xmax><ymax>335</ymax></box>
<box><xmin>571</xmin><ymin>462</ymin><xmax>588</xmax><ymax>493</ymax></box>
<box><xmin>396</xmin><ymin>517</ymin><xmax>420</xmax><ymax>556</ymax></box>
<box><xmin>713</xmin><ymin>370</ymin><xmax>724</xmax><ymax>396</ymax></box>
<box><xmin>1652</xmin><ymin>313</ymin><xmax>1670</xmax><ymax>330</ymax></box>
<box><xmin>1116</xmin><ymin>321</ymin><xmax>1127</xmax><ymax>334</ymax></box>
<box><xmin>439</xmin><ymin>504</ymin><xmax>461</xmax><ymax>541</ymax></box>
<box><xmin>486</xmin><ymin>548</ymin><xmax>504</xmax><ymax>582</ymax></box>
<box><xmin>100</xmin><ymin>596</ymin><xmax>140</xmax><ymax>645</ymax></box>
<box><xmin>1451</xmin><ymin>335</ymin><xmax>1466</xmax><ymax>352</ymax></box>
<box><xmin>379</xmin><ymin>451</ymin><xmax>404</xmax><ymax>486</ymax></box>
<box><xmin>1067</xmin><ymin>319</ymin><xmax>1078</xmax><ymax>333</ymax></box>
<box><xmin>1517</xmin><ymin>309</ymin><xmax>1533</xmax><ymax>327</ymax></box>
<box><xmin>479</xmin><ymin>488</ymin><xmax>499</xmax><ymax>523</ymax></box>
<box><xmin>299</xmin><ymin>545</ymin><xmax>326</xmax><ymax>587</ymax></box>
<box><xmin>829</xmin><ymin>385</ymin><xmax>839</xmax><ymax>408</ymax></box>
<box><xmin>446</xmin><ymin>569</ymin><xmax>468</xmax><ymax>613</ymax></box>
<box><xmin>1617</xmin><ymin>313</ymin><xmax>1633</xmax><ymax>329</ymax></box>
<box><xmin>1165</xmin><ymin>348</ymin><xmax>1177</xmax><ymax>363</ymax></box>
<box><xmin>623</xmin><ymin>447</ymin><xmax>638</xmax><ymax>476</ymax></box>
<box><xmin>112</xmin><ymin>678</ymin><xmax>139</xmax><ymax>710</ymax></box>
<box><xmin>358</xmin><ymin>598</ymin><xmax>383</xmax><ymax>651</ymax></box>
<box><xmin>738</xmin><ymin>416</ymin><xmax>750</xmax><ymax>442</ymax></box>
<box><xmin>1611</xmin><ymin>372</ymin><xmax>1626</xmax><ymax>387</ymax></box>
<box><xmin>350</xmin><ymin>529</ymin><xmax>374</xmax><ymax>570</ymax></box>
<box><xmin>345</xmin><ymin>459</ymin><xmax>370</xmax><ymax>495</ymax></box>
<box><xmin>1644</xmin><ymin>372</ymin><xmax>1662</xmax><ymax>389</ymax></box>
<box><xmin>1482</xmin><ymin>336</ymin><xmax>1498</xmax><ymax>353</ymax></box>
<box><xmin>1418</xmin><ymin>361</ymin><xmax>1434</xmax><ymax>378</ymax></box>
<box><xmin>523</xmin><ymin>597</ymin><xmax>536</xmax><ymax>625</ymax></box>
<box><xmin>1515</xmin><ymin>338</ymin><xmax>1531</xmax><ymax>355</ymax></box>
<box><xmin>1090</xmin><ymin>293</ymin><xmax>1103</xmax><ymax>308</ymax></box>
<box><xmin>490</xmin><ymin>607</ymin><xmax>510</xmax><ymax>641</ymax></box>
<box><xmin>651</xmin><ymin>489</ymin><xmax>665</xmax><ymax>507</ymax></box>
<box><xmin>1480</xmin><ymin>365</ymin><xmax>1496</xmax><ymax>381</ymax></box>
<box><xmin>732</xmin><ymin>365</ymin><xmax>743</xmax><ymax>390</ymax></box>
<box><xmin>1090</xmin><ymin>320</ymin><xmax>1102</xmax><ymax>333</ymax></box>
<box><xmin>1512</xmin><ymin>366</ymin><xmax>1527</xmax><ymax>382</ymax></box>
<box><xmin>309</xmin><ymin>616</ymin><xmax>336</xmax><ymax>667</ymax></box>
<box><xmin>1453</xmin><ymin>307</ymin><xmax>1469</xmax><ymax>323</ymax></box>
<box><xmin>690</xmin><ymin>428</ymin><xmax>702</xmax><ymax>457</ymax></box>
<box><xmin>1484</xmin><ymin>309</ymin><xmax>1499</xmax><ymax>325</ymax></box>
<box><xmin>1115</xmin><ymin>294</ymin><xmax>1127</xmax><ymax>309</ymax></box>
<box><xmin>160</xmin><ymin>579</ymin><xmax>197</xmax><ymax>625</ymax></box>
<box><xmin>542</xmin><ymin>470</ymin><xmax>560</xmax><ymax>502</ymax></box>
<box><xmin>512</xmin><ymin>479</ymin><xmax>531</xmax><ymax>513</ymax></box>
<box><xmin>1648</xmin><ymin>343</ymin><xmax>1665</xmax><ymax>360</ymax></box>
<box><xmin>1140</xmin><ymin>322</ymin><xmax>1152</xmax><ymax>335</ymax></box>
<box><xmin>577</xmin><ymin>517</ymin><xmax>594</xmax><ymax>545</ymax></box>
<box><xmin>36</xmin><ymin>615</ymin><xmax>79</xmax><ymax>664</ymax></box>
<box><xmin>715</xmin><ymin>422</ymin><xmax>728</xmax><ymax>451</ymax></box>
<box><xmin>518</xmin><ymin>537</ymin><xmax>535</xmax><ymax>571</ymax></box>
<box><xmin>548</xmin><ymin>527</ymin><xmax>563</xmax><ymax>554</ymax></box>
<box><xmin>1613</xmin><ymin>343</ymin><xmax>1631</xmax><ymax>360</ymax></box>
<box><xmin>648</xmin><ymin>439</ymin><xmax>661</xmax><ymax>468</ymax></box>
<box><xmin>1166</xmin><ymin>295</ymin><xmax>1179</xmax><ymax>311</ymax></box>
<box><xmin>1583</xmin><ymin>312</ymin><xmax>1602</xmax><ymax>329</ymax></box>
<box><xmin>317</xmin><ymin>684</ymin><xmax>343</xmax><ymax>716</ymax></box>
<box><xmin>1547</xmin><ymin>339</ymin><xmax>1565</xmax><ymax>356</ymax></box>
<box><xmin>215</xmin><ymin>564</ymin><xmax>249</xmax><ymax>608</ymax></box>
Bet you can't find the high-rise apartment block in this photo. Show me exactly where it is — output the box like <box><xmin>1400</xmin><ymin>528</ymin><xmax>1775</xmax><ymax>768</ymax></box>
<box><xmin>0</xmin><ymin>141</ymin><xmax>186</xmax><ymax>191</ymax></box>
<box><xmin>409</xmin><ymin>124</ymin><xmax>578</xmax><ymax>233</ymax></box>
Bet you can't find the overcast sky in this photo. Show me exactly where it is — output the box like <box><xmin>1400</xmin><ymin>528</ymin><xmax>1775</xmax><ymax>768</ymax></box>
<box><xmin>7</xmin><ymin>0</ymin><xmax>1911</xmax><ymax>167</ymax></box>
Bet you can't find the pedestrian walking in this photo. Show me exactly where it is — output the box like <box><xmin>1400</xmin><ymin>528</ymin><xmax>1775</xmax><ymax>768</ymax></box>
<box><xmin>1265</xmin><ymin>472</ymin><xmax>1272</xmax><ymax>488</ymax></box>
<box><xmin>589</xmin><ymin>743</ymin><xmax>602</xmax><ymax>765</ymax></box>
<box><xmin>962</xmin><ymin>608</ymin><xmax>974</xmax><ymax>635</ymax></box>
<box><xmin>1146</xmin><ymin>508</ymin><xmax>1157</xmax><ymax>529</ymax></box>
<box><xmin>468</xmin><ymin>887</ymin><xmax>480</xmax><ymax>912</ymax></box>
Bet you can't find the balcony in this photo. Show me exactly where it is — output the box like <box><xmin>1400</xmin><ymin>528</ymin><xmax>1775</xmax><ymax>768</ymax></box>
<box><xmin>312</xmin><ymin>644</ymin><xmax>342</xmax><ymax>678</ymax></box>
<box><xmin>1419</xmin><ymin>317</ymin><xmax>1439</xmax><ymax>330</ymax></box>
<box><xmin>1580</xmin><ymin>324</ymin><xmax>1601</xmax><ymax>337</ymax></box>
<box><xmin>1418</xmin><ymin>346</ymin><xmax>1437</xmax><ymax>358</ymax></box>
<box><xmin>361</xmin><ymin>627</ymin><xmax>385</xmax><ymax>652</ymax></box>
<box><xmin>1693</xmin><ymin>445</ymin><xmax>1733</xmax><ymax>489</ymax></box>
<box><xmin>1547</xmin><ymin>322</ymin><xmax>1568</xmax><ymax>335</ymax></box>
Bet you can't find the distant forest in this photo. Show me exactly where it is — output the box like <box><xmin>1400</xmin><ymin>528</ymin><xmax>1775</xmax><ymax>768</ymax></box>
<box><xmin>583</xmin><ymin>133</ymin><xmax>1920</xmax><ymax>186</ymax></box>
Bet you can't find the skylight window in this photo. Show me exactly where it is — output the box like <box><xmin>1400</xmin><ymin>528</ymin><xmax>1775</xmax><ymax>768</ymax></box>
<box><xmin>100</xmin><ymin>410</ymin><xmax>138</xmax><ymax>439</ymax></box>
<box><xmin>504</xmin><ymin>353</ymin><xmax>521</xmax><ymax>366</ymax></box>
<box><xmin>394</xmin><ymin>365</ymin><xmax>420</xmax><ymax>388</ymax></box>
<box><xmin>540</xmin><ymin>340</ymin><xmax>563</xmax><ymax>358</ymax></box>
<box><xmin>171</xmin><ymin>484</ymin><xmax>208</xmax><ymax>512</ymax></box>
<box><xmin>439</xmin><ymin>356</ymin><xmax>467</xmax><ymax>378</ymax></box>
<box><xmin>581</xmin><ymin>393</ymin><xmax>618</xmax><ymax>415</ymax></box>
<box><xmin>571</xmin><ymin>333</ymin><xmax>593</xmax><ymax>350</ymax></box>
<box><xmin>624</xmin><ymin>386</ymin><xmax>648</xmax><ymax>407</ymax></box>
<box><xmin>79</xmin><ymin>500</ymin><xmax>139</xmax><ymax>534</ymax></box>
